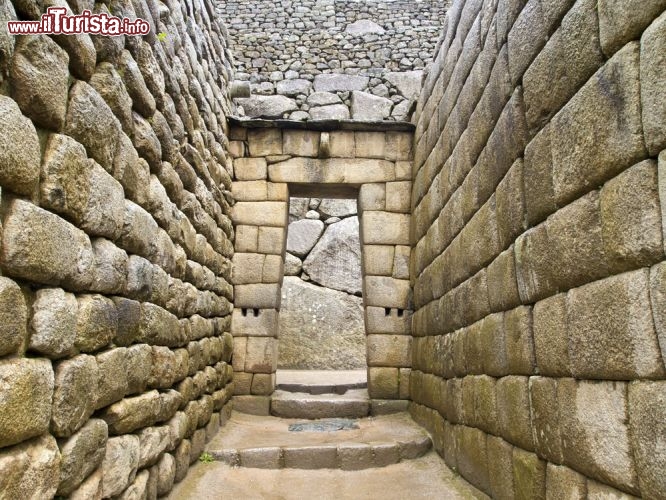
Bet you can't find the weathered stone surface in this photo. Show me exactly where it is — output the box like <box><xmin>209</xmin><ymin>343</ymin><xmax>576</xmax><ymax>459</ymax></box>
<box><xmin>95</xmin><ymin>348</ymin><xmax>129</xmax><ymax>409</ymax></box>
<box><xmin>641</xmin><ymin>10</ymin><xmax>666</xmax><ymax>155</ymax></box>
<box><xmin>0</xmin><ymin>277</ymin><xmax>27</xmax><ymax>357</ymax></box>
<box><xmin>345</xmin><ymin>19</ymin><xmax>385</xmax><ymax>35</ymax></box>
<box><xmin>567</xmin><ymin>270</ymin><xmax>664</xmax><ymax>379</ymax></box>
<box><xmin>303</xmin><ymin>217</ymin><xmax>362</xmax><ymax>295</ymax></box>
<box><xmin>545</xmin><ymin>463</ymin><xmax>586</xmax><ymax>500</ymax></box>
<box><xmin>52</xmin><ymin>354</ymin><xmax>99</xmax><ymax>438</ymax></box>
<box><xmin>307</xmin><ymin>92</ymin><xmax>342</xmax><ymax>107</ymax></box>
<box><xmin>65</xmin><ymin>81</ymin><xmax>121</xmax><ymax>173</ymax></box>
<box><xmin>237</xmin><ymin>95</ymin><xmax>298</xmax><ymax>118</ymax></box>
<box><xmin>269</xmin><ymin>157</ymin><xmax>395</xmax><ymax>184</ymax></box>
<box><xmin>100</xmin><ymin>390</ymin><xmax>163</xmax><ymax>435</ymax></box>
<box><xmin>364</xmin><ymin>276</ymin><xmax>411</xmax><ymax>309</ymax></box>
<box><xmin>89</xmin><ymin>62</ymin><xmax>134</xmax><ymax>137</ymax></box>
<box><xmin>57</xmin><ymin>419</ymin><xmax>108</xmax><ymax>496</ymax></box>
<box><xmin>284</xmin><ymin>253</ymin><xmax>303</xmax><ymax>276</ymax></box>
<box><xmin>318</xmin><ymin>199</ymin><xmax>357</xmax><ymax>218</ymax></box>
<box><xmin>75</xmin><ymin>294</ymin><xmax>118</xmax><ymax>353</ymax></box>
<box><xmin>0</xmin><ymin>358</ymin><xmax>54</xmax><ymax>448</ymax></box>
<box><xmin>277</xmin><ymin>79</ymin><xmax>312</xmax><ymax>96</ymax></box>
<box><xmin>628</xmin><ymin>381</ymin><xmax>666</xmax><ymax>499</ymax></box>
<box><xmin>10</xmin><ymin>34</ymin><xmax>69</xmax><ymax>130</ymax></box>
<box><xmin>314</xmin><ymin>74</ymin><xmax>369</xmax><ymax>92</ymax></box>
<box><xmin>118</xmin><ymin>49</ymin><xmax>156</xmax><ymax>118</ymax></box>
<box><xmin>559</xmin><ymin>379</ymin><xmax>638</xmax><ymax>494</ymax></box>
<box><xmin>351</xmin><ymin>91</ymin><xmax>393</xmax><ymax>121</ymax></box>
<box><xmin>512</xmin><ymin>448</ymin><xmax>546</xmax><ymax>500</ymax></box>
<box><xmin>310</xmin><ymin>104</ymin><xmax>351</xmax><ymax>120</ymax></box>
<box><xmin>362</xmin><ymin>212</ymin><xmax>410</xmax><ymax>245</ymax></box>
<box><xmin>157</xmin><ymin>453</ymin><xmax>176</xmax><ymax>496</ymax></box>
<box><xmin>82</xmin><ymin>161</ymin><xmax>125</xmax><ymax>239</ymax></box>
<box><xmin>278</xmin><ymin>277</ymin><xmax>365</xmax><ymax>370</ymax></box>
<box><xmin>551</xmin><ymin>42</ymin><xmax>646</xmax><ymax>206</ymax></box>
<box><xmin>68</xmin><ymin>467</ymin><xmax>103</xmax><ymax>500</ymax></box>
<box><xmin>0</xmin><ymin>96</ymin><xmax>40</xmax><ymax>196</ymax></box>
<box><xmin>598</xmin><ymin>0</ymin><xmax>666</xmax><ymax>57</ymax></box>
<box><xmin>0</xmin><ymin>434</ymin><xmax>61</xmax><ymax>499</ymax></box>
<box><xmin>287</xmin><ymin>219</ymin><xmax>325</xmax><ymax>258</ymax></box>
<box><xmin>385</xmin><ymin>71</ymin><xmax>423</xmax><ymax>100</ymax></box>
<box><xmin>137</xmin><ymin>425</ymin><xmax>171</xmax><ymax>468</ymax></box>
<box><xmin>101</xmin><ymin>435</ymin><xmax>140</xmax><ymax>498</ymax></box>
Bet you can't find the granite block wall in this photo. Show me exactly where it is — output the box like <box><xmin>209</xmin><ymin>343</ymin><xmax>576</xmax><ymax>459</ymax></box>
<box><xmin>0</xmin><ymin>0</ymin><xmax>236</xmax><ymax>497</ymax></box>
<box><xmin>409</xmin><ymin>0</ymin><xmax>666</xmax><ymax>497</ymax></box>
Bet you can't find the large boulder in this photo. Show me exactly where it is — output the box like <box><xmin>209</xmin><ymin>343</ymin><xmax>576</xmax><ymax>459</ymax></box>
<box><xmin>318</xmin><ymin>199</ymin><xmax>357</xmax><ymax>218</ymax></box>
<box><xmin>286</xmin><ymin>219</ymin><xmax>324</xmax><ymax>258</ymax></box>
<box><xmin>236</xmin><ymin>95</ymin><xmax>298</xmax><ymax>118</ymax></box>
<box><xmin>385</xmin><ymin>71</ymin><xmax>424</xmax><ymax>100</ymax></box>
<box><xmin>310</xmin><ymin>104</ymin><xmax>350</xmax><ymax>120</ymax></box>
<box><xmin>303</xmin><ymin>216</ymin><xmax>362</xmax><ymax>295</ymax></box>
<box><xmin>350</xmin><ymin>91</ymin><xmax>393</xmax><ymax>121</ymax></box>
<box><xmin>277</xmin><ymin>79</ymin><xmax>312</xmax><ymax>96</ymax></box>
<box><xmin>278</xmin><ymin>277</ymin><xmax>365</xmax><ymax>370</ymax></box>
<box><xmin>313</xmin><ymin>74</ymin><xmax>369</xmax><ymax>92</ymax></box>
<box><xmin>307</xmin><ymin>92</ymin><xmax>342</xmax><ymax>106</ymax></box>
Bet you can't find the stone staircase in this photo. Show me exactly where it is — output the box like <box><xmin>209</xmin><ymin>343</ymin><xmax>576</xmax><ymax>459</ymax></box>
<box><xmin>207</xmin><ymin>370</ymin><xmax>432</xmax><ymax>470</ymax></box>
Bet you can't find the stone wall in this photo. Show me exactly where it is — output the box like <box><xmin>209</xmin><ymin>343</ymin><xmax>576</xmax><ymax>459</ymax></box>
<box><xmin>216</xmin><ymin>0</ymin><xmax>449</xmax><ymax>121</ymax></box>
<box><xmin>229</xmin><ymin>125</ymin><xmax>413</xmax><ymax>414</ymax></box>
<box><xmin>0</xmin><ymin>0</ymin><xmax>236</xmax><ymax>498</ymax></box>
<box><xmin>409</xmin><ymin>0</ymin><xmax>666</xmax><ymax>497</ymax></box>
<box><xmin>280</xmin><ymin>197</ymin><xmax>365</xmax><ymax>370</ymax></box>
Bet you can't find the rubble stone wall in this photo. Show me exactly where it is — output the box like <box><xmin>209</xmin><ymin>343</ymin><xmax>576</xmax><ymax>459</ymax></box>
<box><xmin>0</xmin><ymin>0</ymin><xmax>236</xmax><ymax>498</ymax></box>
<box><xmin>216</xmin><ymin>0</ymin><xmax>450</xmax><ymax>121</ymax></box>
<box><xmin>409</xmin><ymin>0</ymin><xmax>666</xmax><ymax>497</ymax></box>
<box><xmin>229</xmin><ymin>126</ymin><xmax>413</xmax><ymax>414</ymax></box>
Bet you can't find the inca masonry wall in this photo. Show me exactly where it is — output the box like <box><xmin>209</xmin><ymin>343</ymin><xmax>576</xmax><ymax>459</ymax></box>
<box><xmin>409</xmin><ymin>0</ymin><xmax>666</xmax><ymax>497</ymax></box>
<box><xmin>0</xmin><ymin>0</ymin><xmax>236</xmax><ymax>498</ymax></box>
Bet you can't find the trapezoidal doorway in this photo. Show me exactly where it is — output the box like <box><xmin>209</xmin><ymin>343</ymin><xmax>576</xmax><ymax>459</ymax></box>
<box><xmin>229</xmin><ymin>124</ymin><xmax>414</xmax><ymax>415</ymax></box>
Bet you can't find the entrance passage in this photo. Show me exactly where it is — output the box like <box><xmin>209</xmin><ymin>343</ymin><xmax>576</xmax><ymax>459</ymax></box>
<box><xmin>279</xmin><ymin>197</ymin><xmax>365</xmax><ymax>371</ymax></box>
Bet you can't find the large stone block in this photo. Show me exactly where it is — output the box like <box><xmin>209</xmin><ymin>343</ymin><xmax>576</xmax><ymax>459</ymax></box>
<box><xmin>361</xmin><ymin>212</ymin><xmax>410</xmax><ymax>245</ymax></box>
<box><xmin>559</xmin><ymin>379</ymin><xmax>638</xmax><ymax>494</ymax></box>
<box><xmin>486</xmin><ymin>246</ymin><xmax>521</xmax><ymax>313</ymax></box>
<box><xmin>286</xmin><ymin>219</ymin><xmax>325</xmax><ymax>258</ymax></box>
<box><xmin>487</xmin><ymin>435</ymin><xmax>514</xmax><ymax>500</ymax></box>
<box><xmin>523</xmin><ymin>0</ymin><xmax>604</xmax><ymax>133</ymax></box>
<box><xmin>101</xmin><ymin>435</ymin><xmax>140</xmax><ymax>498</ymax></box>
<box><xmin>95</xmin><ymin>348</ymin><xmax>129</xmax><ymax>409</ymax></box>
<box><xmin>598</xmin><ymin>0</ymin><xmax>666</xmax><ymax>57</ymax></box>
<box><xmin>75</xmin><ymin>294</ymin><xmax>117</xmax><ymax>353</ymax></box>
<box><xmin>283</xmin><ymin>130</ymin><xmax>320</xmax><ymax>157</ymax></box>
<box><xmin>0</xmin><ymin>277</ymin><xmax>27</xmax><ymax>357</ymax></box>
<box><xmin>545</xmin><ymin>463</ymin><xmax>586</xmax><ymax>500</ymax></box>
<box><xmin>600</xmin><ymin>160</ymin><xmax>663</xmax><ymax>272</ymax></box>
<box><xmin>65</xmin><ymin>81</ymin><xmax>121</xmax><ymax>173</ymax></box>
<box><xmin>567</xmin><ymin>269</ymin><xmax>664</xmax><ymax>379</ymax></box>
<box><xmin>112</xmin><ymin>297</ymin><xmax>142</xmax><ymax>347</ymax></box>
<box><xmin>57</xmin><ymin>419</ymin><xmax>108</xmax><ymax>496</ymax></box>
<box><xmin>1</xmin><ymin>198</ymin><xmax>94</xmax><ymax>290</ymax></box>
<box><xmin>385</xmin><ymin>181</ymin><xmax>411</xmax><ymax>213</ymax></box>
<box><xmin>364</xmin><ymin>276</ymin><xmax>411</xmax><ymax>309</ymax></box>
<box><xmin>0</xmin><ymin>434</ymin><xmax>61</xmax><ymax>499</ymax></box>
<box><xmin>231</xmin><ymin>201</ymin><xmax>288</xmax><ymax>227</ymax></box>
<box><xmin>52</xmin><ymin>354</ymin><xmax>98</xmax><ymax>438</ymax></box>
<box><xmin>236</xmin><ymin>95</ymin><xmax>297</xmax><ymax>119</ymax></box>
<box><xmin>247</xmin><ymin>128</ymin><xmax>282</xmax><ymax>157</ymax></box>
<box><xmin>365</xmin><ymin>306</ymin><xmax>411</xmax><ymax>335</ymax></box>
<box><xmin>496</xmin><ymin>376</ymin><xmax>534</xmax><ymax>452</ymax></box>
<box><xmin>0</xmin><ymin>358</ymin><xmax>53</xmax><ymax>448</ymax></box>
<box><xmin>530</xmin><ymin>377</ymin><xmax>563</xmax><ymax>463</ymax></box>
<box><xmin>231</xmin><ymin>308</ymin><xmax>278</xmax><ymax>337</ymax></box>
<box><xmin>358</xmin><ymin>183</ymin><xmax>386</xmax><ymax>211</ymax></box>
<box><xmin>641</xmin><ymin>11</ymin><xmax>666</xmax><ymax>155</ymax></box>
<box><xmin>244</xmin><ymin>337</ymin><xmax>278</xmax><ymax>373</ymax></box>
<box><xmin>328</xmin><ymin>131</ymin><xmax>355</xmax><ymax>157</ymax></box>
<box><xmin>313</xmin><ymin>74</ymin><xmax>369</xmax><ymax>92</ymax></box>
<box><xmin>456</xmin><ymin>425</ymin><xmax>491</xmax><ymax>496</ymax></box>
<box><xmin>10</xmin><ymin>34</ymin><xmax>69</xmax><ymax>130</ymax></box>
<box><xmin>81</xmin><ymin>161</ymin><xmax>125</xmax><ymax>240</ymax></box>
<box><xmin>100</xmin><ymin>390</ymin><xmax>162</xmax><ymax>435</ymax></box>
<box><xmin>0</xmin><ymin>96</ymin><xmax>40</xmax><ymax>196</ymax></box>
<box><xmin>367</xmin><ymin>367</ymin><xmax>399</xmax><ymax>399</ymax></box>
<box><xmin>628</xmin><ymin>381</ymin><xmax>666</xmax><ymax>499</ymax></box>
<box><xmin>551</xmin><ymin>42</ymin><xmax>647</xmax><ymax>207</ymax></box>
<box><xmin>234</xmin><ymin>157</ymin><xmax>268</xmax><ymax>181</ymax></box>
<box><xmin>137</xmin><ymin>302</ymin><xmax>184</xmax><ymax>347</ymax></box>
<box><xmin>532</xmin><ymin>293</ymin><xmax>570</xmax><ymax>376</ymax></box>
<box><xmin>504</xmin><ymin>306</ymin><xmax>536</xmax><ymax>375</ymax></box>
<box><xmin>512</xmin><ymin>448</ymin><xmax>546</xmax><ymax>500</ymax></box>
<box><xmin>366</xmin><ymin>335</ymin><xmax>411</xmax><ymax>367</ymax></box>
<box><xmin>89</xmin><ymin>61</ymin><xmax>133</xmax><ymax>136</ymax></box>
<box><xmin>90</xmin><ymin>238</ymin><xmax>127</xmax><ymax>295</ymax></box>
<box><xmin>269</xmin><ymin>157</ymin><xmax>395</xmax><ymax>184</ymax></box>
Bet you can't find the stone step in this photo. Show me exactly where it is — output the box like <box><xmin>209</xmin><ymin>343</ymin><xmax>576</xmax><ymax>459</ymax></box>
<box><xmin>271</xmin><ymin>389</ymin><xmax>371</xmax><ymax>419</ymax></box>
<box><xmin>276</xmin><ymin>369</ymin><xmax>367</xmax><ymax>395</ymax></box>
<box><xmin>205</xmin><ymin>411</ymin><xmax>432</xmax><ymax>470</ymax></box>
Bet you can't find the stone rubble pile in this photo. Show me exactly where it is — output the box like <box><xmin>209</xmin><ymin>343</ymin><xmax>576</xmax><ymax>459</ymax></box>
<box><xmin>215</xmin><ymin>0</ymin><xmax>449</xmax><ymax>121</ymax></box>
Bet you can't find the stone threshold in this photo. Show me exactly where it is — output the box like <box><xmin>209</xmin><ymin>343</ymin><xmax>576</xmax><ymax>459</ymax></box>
<box><xmin>205</xmin><ymin>411</ymin><xmax>431</xmax><ymax>470</ymax></box>
<box><xmin>229</xmin><ymin>116</ymin><xmax>416</xmax><ymax>132</ymax></box>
